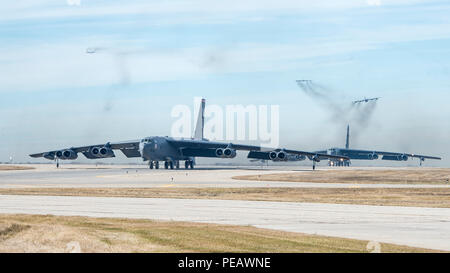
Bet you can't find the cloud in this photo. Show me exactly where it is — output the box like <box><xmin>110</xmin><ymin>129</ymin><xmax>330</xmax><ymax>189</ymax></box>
<box><xmin>0</xmin><ymin>39</ymin><xmax>376</xmax><ymax>92</ymax></box>
<box><xmin>367</xmin><ymin>0</ymin><xmax>382</xmax><ymax>6</ymax></box>
<box><xmin>3</xmin><ymin>15</ymin><xmax>450</xmax><ymax>93</ymax></box>
<box><xmin>0</xmin><ymin>0</ymin><xmax>433</xmax><ymax>22</ymax></box>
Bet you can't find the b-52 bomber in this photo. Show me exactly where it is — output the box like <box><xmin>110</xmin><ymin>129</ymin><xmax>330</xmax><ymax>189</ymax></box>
<box><xmin>352</xmin><ymin>97</ymin><xmax>381</xmax><ymax>104</ymax></box>
<box><xmin>316</xmin><ymin>125</ymin><xmax>441</xmax><ymax>166</ymax></box>
<box><xmin>29</xmin><ymin>99</ymin><xmax>349</xmax><ymax>170</ymax></box>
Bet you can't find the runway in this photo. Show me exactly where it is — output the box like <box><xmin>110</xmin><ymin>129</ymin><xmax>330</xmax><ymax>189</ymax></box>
<box><xmin>2</xmin><ymin>164</ymin><xmax>449</xmax><ymax>251</ymax></box>
<box><xmin>1</xmin><ymin>164</ymin><xmax>448</xmax><ymax>189</ymax></box>
<box><xmin>1</xmin><ymin>194</ymin><xmax>449</xmax><ymax>251</ymax></box>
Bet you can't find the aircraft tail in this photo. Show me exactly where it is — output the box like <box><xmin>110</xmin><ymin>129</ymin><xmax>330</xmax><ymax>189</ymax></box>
<box><xmin>345</xmin><ymin>125</ymin><xmax>350</xmax><ymax>149</ymax></box>
<box><xmin>193</xmin><ymin>98</ymin><xmax>205</xmax><ymax>140</ymax></box>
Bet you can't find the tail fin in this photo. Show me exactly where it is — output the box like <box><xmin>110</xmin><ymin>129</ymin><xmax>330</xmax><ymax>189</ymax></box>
<box><xmin>345</xmin><ymin>125</ymin><xmax>350</xmax><ymax>149</ymax></box>
<box><xmin>193</xmin><ymin>98</ymin><xmax>205</xmax><ymax>140</ymax></box>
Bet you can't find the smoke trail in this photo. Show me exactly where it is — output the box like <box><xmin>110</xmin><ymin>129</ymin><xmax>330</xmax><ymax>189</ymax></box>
<box><xmin>86</xmin><ymin>47</ymin><xmax>134</xmax><ymax>112</ymax></box>
<box><xmin>349</xmin><ymin>101</ymin><xmax>378</xmax><ymax>144</ymax></box>
<box><xmin>296</xmin><ymin>80</ymin><xmax>350</xmax><ymax>122</ymax></box>
<box><xmin>296</xmin><ymin>80</ymin><xmax>379</xmax><ymax>144</ymax></box>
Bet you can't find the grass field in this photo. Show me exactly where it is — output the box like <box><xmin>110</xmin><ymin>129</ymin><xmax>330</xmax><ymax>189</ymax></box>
<box><xmin>0</xmin><ymin>214</ymin><xmax>439</xmax><ymax>253</ymax></box>
<box><xmin>234</xmin><ymin>168</ymin><xmax>450</xmax><ymax>185</ymax></box>
<box><xmin>1</xmin><ymin>187</ymin><xmax>449</xmax><ymax>208</ymax></box>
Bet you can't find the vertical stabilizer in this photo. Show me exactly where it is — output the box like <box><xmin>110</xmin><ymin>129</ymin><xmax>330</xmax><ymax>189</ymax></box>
<box><xmin>193</xmin><ymin>98</ymin><xmax>205</xmax><ymax>140</ymax></box>
<box><xmin>345</xmin><ymin>125</ymin><xmax>350</xmax><ymax>149</ymax></box>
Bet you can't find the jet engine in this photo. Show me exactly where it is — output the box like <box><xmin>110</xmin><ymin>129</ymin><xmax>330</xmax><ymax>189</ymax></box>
<box><xmin>89</xmin><ymin>146</ymin><xmax>115</xmax><ymax>158</ymax></box>
<box><xmin>215</xmin><ymin>148</ymin><xmax>236</xmax><ymax>158</ymax></box>
<box><xmin>223</xmin><ymin>148</ymin><xmax>237</xmax><ymax>158</ymax></box>
<box><xmin>268</xmin><ymin>151</ymin><xmax>288</xmax><ymax>161</ymax></box>
<box><xmin>269</xmin><ymin>151</ymin><xmax>278</xmax><ymax>160</ymax></box>
<box><xmin>382</xmin><ymin>155</ymin><xmax>407</xmax><ymax>161</ymax></box>
<box><xmin>56</xmin><ymin>149</ymin><xmax>78</xmax><ymax>160</ymax></box>
<box><xmin>368</xmin><ymin>153</ymin><xmax>379</xmax><ymax>160</ymax></box>
<box><xmin>276</xmin><ymin>151</ymin><xmax>287</xmax><ymax>161</ymax></box>
<box><xmin>215</xmin><ymin>148</ymin><xmax>224</xmax><ymax>157</ymax></box>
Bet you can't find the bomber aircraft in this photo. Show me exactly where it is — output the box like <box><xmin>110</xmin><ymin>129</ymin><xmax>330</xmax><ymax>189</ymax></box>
<box><xmin>29</xmin><ymin>99</ymin><xmax>349</xmax><ymax>170</ymax></box>
<box><xmin>352</xmin><ymin>97</ymin><xmax>381</xmax><ymax>104</ymax></box>
<box><xmin>315</xmin><ymin>125</ymin><xmax>441</xmax><ymax>166</ymax></box>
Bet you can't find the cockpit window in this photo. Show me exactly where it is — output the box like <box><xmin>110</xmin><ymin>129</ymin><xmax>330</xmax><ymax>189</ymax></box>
<box><xmin>141</xmin><ymin>138</ymin><xmax>153</xmax><ymax>143</ymax></box>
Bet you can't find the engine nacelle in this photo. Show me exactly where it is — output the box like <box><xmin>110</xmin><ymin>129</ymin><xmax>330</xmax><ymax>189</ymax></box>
<box><xmin>215</xmin><ymin>148</ymin><xmax>236</xmax><ymax>158</ymax></box>
<box><xmin>56</xmin><ymin>149</ymin><xmax>77</xmax><ymax>160</ymax></box>
<box><xmin>215</xmin><ymin>148</ymin><xmax>224</xmax><ymax>157</ymax></box>
<box><xmin>90</xmin><ymin>147</ymin><xmax>100</xmax><ymax>157</ymax></box>
<box><xmin>269</xmin><ymin>151</ymin><xmax>278</xmax><ymax>160</ymax></box>
<box><xmin>89</xmin><ymin>146</ymin><xmax>115</xmax><ymax>158</ymax></box>
<box><xmin>276</xmin><ymin>151</ymin><xmax>287</xmax><ymax>161</ymax></box>
<box><xmin>269</xmin><ymin>151</ymin><xmax>288</xmax><ymax>161</ymax></box>
<box><xmin>368</xmin><ymin>153</ymin><xmax>379</xmax><ymax>160</ymax></box>
<box><xmin>398</xmin><ymin>154</ymin><xmax>408</xmax><ymax>161</ymax></box>
<box><xmin>223</xmin><ymin>148</ymin><xmax>237</xmax><ymax>158</ymax></box>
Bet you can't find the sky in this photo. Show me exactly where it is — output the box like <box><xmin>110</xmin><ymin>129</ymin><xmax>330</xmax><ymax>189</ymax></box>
<box><xmin>0</xmin><ymin>0</ymin><xmax>449</xmax><ymax>166</ymax></box>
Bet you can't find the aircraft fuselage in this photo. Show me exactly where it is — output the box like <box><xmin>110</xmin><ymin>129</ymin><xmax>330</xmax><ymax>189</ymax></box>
<box><xmin>139</xmin><ymin>136</ymin><xmax>191</xmax><ymax>162</ymax></box>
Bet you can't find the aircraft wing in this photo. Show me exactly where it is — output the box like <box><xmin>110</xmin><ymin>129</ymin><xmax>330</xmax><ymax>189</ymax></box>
<box><xmin>342</xmin><ymin>149</ymin><xmax>441</xmax><ymax>161</ymax></box>
<box><xmin>372</xmin><ymin>150</ymin><xmax>441</xmax><ymax>160</ymax></box>
<box><xmin>166</xmin><ymin>138</ymin><xmax>264</xmax><ymax>151</ymax></box>
<box><xmin>282</xmin><ymin>149</ymin><xmax>350</xmax><ymax>161</ymax></box>
<box><xmin>167</xmin><ymin>139</ymin><xmax>349</xmax><ymax>161</ymax></box>
<box><xmin>29</xmin><ymin>140</ymin><xmax>141</xmax><ymax>159</ymax></box>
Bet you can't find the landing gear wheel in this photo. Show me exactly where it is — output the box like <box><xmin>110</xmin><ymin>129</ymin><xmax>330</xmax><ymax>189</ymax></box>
<box><xmin>169</xmin><ymin>161</ymin><xmax>174</xmax><ymax>169</ymax></box>
<box><xmin>164</xmin><ymin>161</ymin><xmax>169</xmax><ymax>169</ymax></box>
<box><xmin>176</xmin><ymin>161</ymin><xmax>180</xmax><ymax>169</ymax></box>
<box><xmin>185</xmin><ymin>160</ymin><xmax>189</xmax><ymax>169</ymax></box>
<box><xmin>149</xmin><ymin>161</ymin><xmax>154</xmax><ymax>169</ymax></box>
<box><xmin>155</xmin><ymin>161</ymin><xmax>159</xmax><ymax>169</ymax></box>
<box><xmin>189</xmin><ymin>161</ymin><xmax>194</xmax><ymax>169</ymax></box>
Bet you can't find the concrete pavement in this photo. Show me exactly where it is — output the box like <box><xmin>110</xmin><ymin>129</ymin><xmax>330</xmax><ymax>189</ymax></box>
<box><xmin>1</xmin><ymin>164</ymin><xmax>448</xmax><ymax>189</ymax></box>
<box><xmin>1</xmin><ymin>194</ymin><xmax>449</xmax><ymax>251</ymax></box>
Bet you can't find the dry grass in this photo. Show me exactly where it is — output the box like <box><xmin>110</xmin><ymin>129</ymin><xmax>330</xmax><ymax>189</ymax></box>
<box><xmin>0</xmin><ymin>165</ymin><xmax>34</xmax><ymax>171</ymax></box>
<box><xmin>234</xmin><ymin>168</ymin><xmax>450</xmax><ymax>185</ymax></box>
<box><xmin>0</xmin><ymin>224</ymin><xmax>30</xmax><ymax>241</ymax></box>
<box><xmin>1</xmin><ymin>187</ymin><xmax>450</xmax><ymax>208</ymax></box>
<box><xmin>0</xmin><ymin>214</ymin><xmax>439</xmax><ymax>253</ymax></box>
